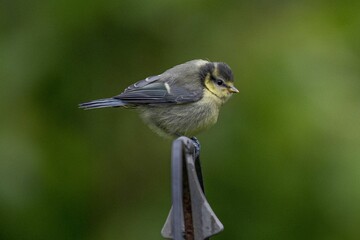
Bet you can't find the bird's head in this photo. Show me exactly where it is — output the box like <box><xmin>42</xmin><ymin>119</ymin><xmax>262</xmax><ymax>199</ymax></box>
<box><xmin>199</xmin><ymin>61</ymin><xmax>239</xmax><ymax>102</ymax></box>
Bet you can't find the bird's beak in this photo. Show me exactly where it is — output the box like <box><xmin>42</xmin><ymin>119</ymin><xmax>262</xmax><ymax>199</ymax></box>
<box><xmin>228</xmin><ymin>85</ymin><xmax>239</xmax><ymax>93</ymax></box>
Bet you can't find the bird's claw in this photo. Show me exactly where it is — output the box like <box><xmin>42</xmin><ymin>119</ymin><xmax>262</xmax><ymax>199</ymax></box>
<box><xmin>190</xmin><ymin>137</ymin><xmax>201</xmax><ymax>159</ymax></box>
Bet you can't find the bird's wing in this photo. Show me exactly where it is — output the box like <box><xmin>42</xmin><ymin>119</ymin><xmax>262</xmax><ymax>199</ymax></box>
<box><xmin>114</xmin><ymin>75</ymin><xmax>203</xmax><ymax>105</ymax></box>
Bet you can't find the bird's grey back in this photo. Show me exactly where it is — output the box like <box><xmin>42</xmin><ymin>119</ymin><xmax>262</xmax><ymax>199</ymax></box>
<box><xmin>162</xmin><ymin>59</ymin><xmax>208</xmax><ymax>90</ymax></box>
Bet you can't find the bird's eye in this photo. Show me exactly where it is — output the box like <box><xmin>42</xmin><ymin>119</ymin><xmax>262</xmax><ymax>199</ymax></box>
<box><xmin>216</xmin><ymin>79</ymin><xmax>224</xmax><ymax>86</ymax></box>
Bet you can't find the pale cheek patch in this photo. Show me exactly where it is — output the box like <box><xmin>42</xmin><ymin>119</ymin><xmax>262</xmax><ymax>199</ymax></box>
<box><xmin>204</xmin><ymin>77</ymin><xmax>216</xmax><ymax>93</ymax></box>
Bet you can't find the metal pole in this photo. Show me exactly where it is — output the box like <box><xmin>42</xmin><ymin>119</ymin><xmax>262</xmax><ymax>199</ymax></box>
<box><xmin>171</xmin><ymin>138</ymin><xmax>184</xmax><ymax>240</ymax></box>
<box><xmin>161</xmin><ymin>137</ymin><xmax>223</xmax><ymax>240</ymax></box>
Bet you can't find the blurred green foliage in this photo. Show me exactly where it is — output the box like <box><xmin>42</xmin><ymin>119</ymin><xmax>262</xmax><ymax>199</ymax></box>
<box><xmin>1</xmin><ymin>0</ymin><xmax>360</xmax><ymax>239</ymax></box>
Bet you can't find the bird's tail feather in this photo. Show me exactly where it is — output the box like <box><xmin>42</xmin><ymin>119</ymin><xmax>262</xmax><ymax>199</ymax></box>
<box><xmin>79</xmin><ymin>98</ymin><xmax>125</xmax><ymax>110</ymax></box>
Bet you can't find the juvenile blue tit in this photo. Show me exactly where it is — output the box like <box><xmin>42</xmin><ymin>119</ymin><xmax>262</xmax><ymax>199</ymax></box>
<box><xmin>79</xmin><ymin>59</ymin><xmax>238</xmax><ymax>138</ymax></box>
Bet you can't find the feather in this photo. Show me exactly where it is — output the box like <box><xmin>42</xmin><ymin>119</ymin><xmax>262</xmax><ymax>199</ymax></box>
<box><xmin>115</xmin><ymin>80</ymin><xmax>203</xmax><ymax>105</ymax></box>
<box><xmin>79</xmin><ymin>98</ymin><xmax>125</xmax><ymax>110</ymax></box>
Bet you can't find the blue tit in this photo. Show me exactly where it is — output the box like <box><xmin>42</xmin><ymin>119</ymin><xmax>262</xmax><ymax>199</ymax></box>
<box><xmin>79</xmin><ymin>59</ymin><xmax>238</xmax><ymax>139</ymax></box>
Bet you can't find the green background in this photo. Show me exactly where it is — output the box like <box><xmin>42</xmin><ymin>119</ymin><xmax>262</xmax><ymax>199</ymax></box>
<box><xmin>1</xmin><ymin>1</ymin><xmax>360</xmax><ymax>239</ymax></box>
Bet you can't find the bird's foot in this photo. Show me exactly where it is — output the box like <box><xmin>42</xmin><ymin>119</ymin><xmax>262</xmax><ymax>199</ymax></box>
<box><xmin>190</xmin><ymin>137</ymin><xmax>201</xmax><ymax>159</ymax></box>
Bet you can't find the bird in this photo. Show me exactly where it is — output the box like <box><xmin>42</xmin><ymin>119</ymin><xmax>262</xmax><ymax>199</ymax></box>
<box><xmin>79</xmin><ymin>59</ymin><xmax>238</xmax><ymax>140</ymax></box>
